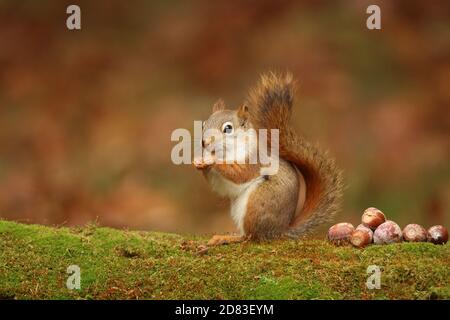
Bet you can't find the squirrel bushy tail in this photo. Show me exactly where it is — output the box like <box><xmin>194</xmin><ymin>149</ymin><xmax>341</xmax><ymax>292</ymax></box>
<box><xmin>246</xmin><ymin>72</ymin><xmax>343</xmax><ymax>237</ymax></box>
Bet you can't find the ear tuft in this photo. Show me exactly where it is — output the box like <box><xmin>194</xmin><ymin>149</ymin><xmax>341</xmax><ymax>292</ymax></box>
<box><xmin>212</xmin><ymin>99</ymin><xmax>226</xmax><ymax>113</ymax></box>
<box><xmin>237</xmin><ymin>104</ymin><xmax>249</xmax><ymax>119</ymax></box>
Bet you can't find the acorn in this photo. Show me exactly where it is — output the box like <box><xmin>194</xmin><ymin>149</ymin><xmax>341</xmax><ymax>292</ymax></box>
<box><xmin>350</xmin><ymin>230</ymin><xmax>372</xmax><ymax>248</ymax></box>
<box><xmin>373</xmin><ymin>220</ymin><xmax>403</xmax><ymax>244</ymax></box>
<box><xmin>402</xmin><ymin>224</ymin><xmax>427</xmax><ymax>242</ymax></box>
<box><xmin>362</xmin><ymin>207</ymin><xmax>386</xmax><ymax>230</ymax></box>
<box><xmin>327</xmin><ymin>223</ymin><xmax>355</xmax><ymax>246</ymax></box>
<box><xmin>427</xmin><ymin>225</ymin><xmax>448</xmax><ymax>245</ymax></box>
<box><xmin>356</xmin><ymin>224</ymin><xmax>374</xmax><ymax>243</ymax></box>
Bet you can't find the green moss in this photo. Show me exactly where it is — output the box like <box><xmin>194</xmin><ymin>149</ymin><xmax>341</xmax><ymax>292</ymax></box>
<box><xmin>0</xmin><ymin>220</ymin><xmax>448</xmax><ymax>300</ymax></box>
<box><xmin>247</xmin><ymin>276</ymin><xmax>341</xmax><ymax>299</ymax></box>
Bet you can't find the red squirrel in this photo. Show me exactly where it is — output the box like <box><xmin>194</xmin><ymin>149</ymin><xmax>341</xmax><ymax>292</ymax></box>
<box><xmin>193</xmin><ymin>72</ymin><xmax>343</xmax><ymax>245</ymax></box>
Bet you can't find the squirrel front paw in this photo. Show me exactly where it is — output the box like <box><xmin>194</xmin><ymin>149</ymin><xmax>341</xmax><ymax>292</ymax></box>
<box><xmin>193</xmin><ymin>156</ymin><xmax>214</xmax><ymax>169</ymax></box>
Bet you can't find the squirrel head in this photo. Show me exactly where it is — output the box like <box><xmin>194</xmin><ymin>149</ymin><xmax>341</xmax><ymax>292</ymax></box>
<box><xmin>201</xmin><ymin>99</ymin><xmax>255</xmax><ymax>162</ymax></box>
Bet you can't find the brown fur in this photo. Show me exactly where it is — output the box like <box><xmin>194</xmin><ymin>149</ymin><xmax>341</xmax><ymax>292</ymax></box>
<box><xmin>212</xmin><ymin>163</ymin><xmax>261</xmax><ymax>184</ymax></box>
<box><xmin>243</xmin><ymin>159</ymin><xmax>299</xmax><ymax>239</ymax></box>
<box><xmin>245</xmin><ymin>72</ymin><xmax>343</xmax><ymax>238</ymax></box>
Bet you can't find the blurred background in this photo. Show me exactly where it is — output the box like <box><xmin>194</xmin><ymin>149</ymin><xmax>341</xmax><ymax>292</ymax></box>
<box><xmin>0</xmin><ymin>0</ymin><xmax>449</xmax><ymax>236</ymax></box>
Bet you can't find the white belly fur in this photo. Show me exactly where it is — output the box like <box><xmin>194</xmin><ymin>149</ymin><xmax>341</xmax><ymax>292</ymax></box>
<box><xmin>207</xmin><ymin>169</ymin><xmax>264</xmax><ymax>234</ymax></box>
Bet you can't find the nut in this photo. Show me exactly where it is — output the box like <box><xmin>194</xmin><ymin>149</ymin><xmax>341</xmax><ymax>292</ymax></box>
<box><xmin>373</xmin><ymin>220</ymin><xmax>402</xmax><ymax>244</ymax></box>
<box><xmin>350</xmin><ymin>230</ymin><xmax>372</xmax><ymax>248</ymax></box>
<box><xmin>427</xmin><ymin>225</ymin><xmax>448</xmax><ymax>245</ymax></box>
<box><xmin>402</xmin><ymin>224</ymin><xmax>427</xmax><ymax>242</ymax></box>
<box><xmin>327</xmin><ymin>223</ymin><xmax>355</xmax><ymax>246</ymax></box>
<box><xmin>356</xmin><ymin>224</ymin><xmax>373</xmax><ymax>243</ymax></box>
<box><xmin>362</xmin><ymin>207</ymin><xmax>386</xmax><ymax>230</ymax></box>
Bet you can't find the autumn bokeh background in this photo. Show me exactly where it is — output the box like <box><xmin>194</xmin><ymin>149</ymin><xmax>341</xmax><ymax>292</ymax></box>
<box><xmin>0</xmin><ymin>1</ymin><xmax>449</xmax><ymax>235</ymax></box>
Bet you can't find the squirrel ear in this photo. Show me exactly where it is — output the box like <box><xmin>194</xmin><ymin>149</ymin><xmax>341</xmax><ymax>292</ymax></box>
<box><xmin>212</xmin><ymin>99</ymin><xmax>225</xmax><ymax>113</ymax></box>
<box><xmin>237</xmin><ymin>104</ymin><xmax>249</xmax><ymax>120</ymax></box>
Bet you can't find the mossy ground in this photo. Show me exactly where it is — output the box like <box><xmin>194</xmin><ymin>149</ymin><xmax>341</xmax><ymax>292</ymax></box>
<box><xmin>0</xmin><ymin>220</ymin><xmax>448</xmax><ymax>300</ymax></box>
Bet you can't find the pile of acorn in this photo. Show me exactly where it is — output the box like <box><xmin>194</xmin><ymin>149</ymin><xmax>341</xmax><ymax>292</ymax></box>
<box><xmin>327</xmin><ymin>207</ymin><xmax>448</xmax><ymax>248</ymax></box>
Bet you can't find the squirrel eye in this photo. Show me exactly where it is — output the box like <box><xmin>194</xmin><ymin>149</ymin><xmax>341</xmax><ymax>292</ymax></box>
<box><xmin>221</xmin><ymin>122</ymin><xmax>234</xmax><ymax>135</ymax></box>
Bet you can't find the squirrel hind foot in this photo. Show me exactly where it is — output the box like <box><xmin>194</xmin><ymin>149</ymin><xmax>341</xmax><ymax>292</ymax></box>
<box><xmin>207</xmin><ymin>235</ymin><xmax>247</xmax><ymax>246</ymax></box>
